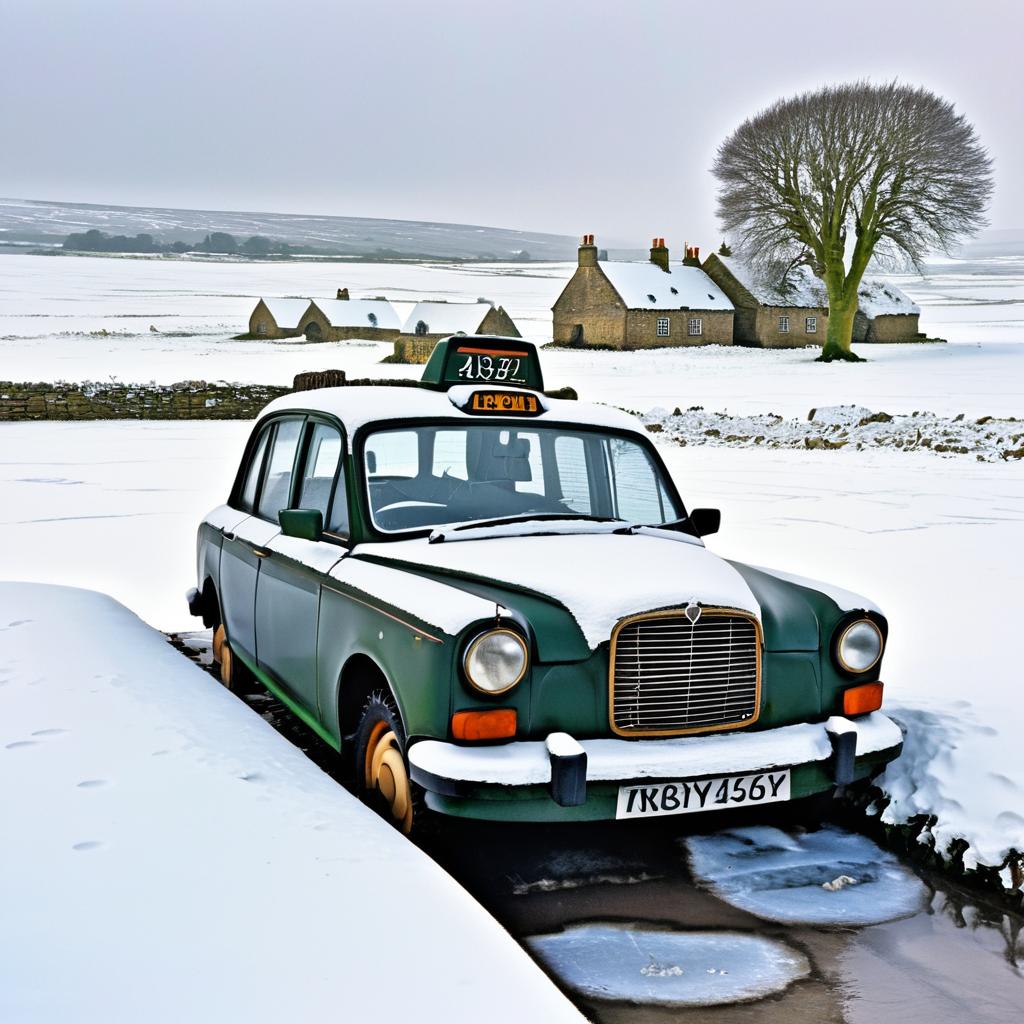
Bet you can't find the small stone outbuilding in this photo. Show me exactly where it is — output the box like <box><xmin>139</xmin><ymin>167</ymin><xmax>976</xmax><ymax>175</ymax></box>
<box><xmin>700</xmin><ymin>253</ymin><xmax>829</xmax><ymax>349</ymax></box>
<box><xmin>297</xmin><ymin>297</ymin><xmax>402</xmax><ymax>342</ymax></box>
<box><xmin>552</xmin><ymin>236</ymin><xmax>734</xmax><ymax>349</ymax></box>
<box><xmin>853</xmin><ymin>282</ymin><xmax>922</xmax><ymax>342</ymax></box>
<box><xmin>248</xmin><ymin>298</ymin><xmax>310</xmax><ymax>339</ymax></box>
<box><xmin>394</xmin><ymin>302</ymin><xmax>521</xmax><ymax>363</ymax></box>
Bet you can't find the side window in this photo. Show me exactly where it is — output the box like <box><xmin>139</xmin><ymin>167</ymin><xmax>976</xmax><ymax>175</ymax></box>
<box><xmin>239</xmin><ymin>426</ymin><xmax>271</xmax><ymax>512</ymax></box>
<box><xmin>554</xmin><ymin>435</ymin><xmax>592</xmax><ymax>514</ymax></box>
<box><xmin>606</xmin><ymin>438</ymin><xmax>667</xmax><ymax>523</ymax></box>
<box><xmin>257</xmin><ymin>418</ymin><xmax>303</xmax><ymax>522</ymax></box>
<box><xmin>298</xmin><ymin>423</ymin><xmax>343</xmax><ymax>521</ymax></box>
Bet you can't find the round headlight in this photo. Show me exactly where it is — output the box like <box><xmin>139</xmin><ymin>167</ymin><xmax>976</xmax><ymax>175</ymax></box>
<box><xmin>837</xmin><ymin>619</ymin><xmax>883</xmax><ymax>674</ymax></box>
<box><xmin>464</xmin><ymin>629</ymin><xmax>528</xmax><ymax>694</ymax></box>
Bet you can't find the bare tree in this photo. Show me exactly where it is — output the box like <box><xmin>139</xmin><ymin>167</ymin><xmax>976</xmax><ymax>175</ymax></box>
<box><xmin>713</xmin><ymin>82</ymin><xmax>993</xmax><ymax>361</ymax></box>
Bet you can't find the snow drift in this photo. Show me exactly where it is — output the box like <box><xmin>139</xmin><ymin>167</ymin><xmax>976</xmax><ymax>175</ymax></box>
<box><xmin>0</xmin><ymin>583</ymin><xmax>582</xmax><ymax>1023</ymax></box>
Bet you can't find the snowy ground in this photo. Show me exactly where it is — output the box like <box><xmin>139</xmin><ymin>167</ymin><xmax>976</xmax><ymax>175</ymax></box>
<box><xmin>2</xmin><ymin>252</ymin><xmax>1024</xmax><ymax>418</ymax></box>
<box><xmin>1</xmin><ymin>249</ymin><xmax>1023</xmax><ymax>894</ymax></box>
<box><xmin>1</xmin><ymin>422</ymin><xmax>1021</xmax><ymax>885</ymax></box>
<box><xmin>0</xmin><ymin>583</ymin><xmax>582</xmax><ymax>1023</ymax></box>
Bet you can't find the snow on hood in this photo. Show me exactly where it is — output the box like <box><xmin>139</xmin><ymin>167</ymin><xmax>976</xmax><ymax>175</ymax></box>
<box><xmin>354</xmin><ymin>532</ymin><xmax>761</xmax><ymax>649</ymax></box>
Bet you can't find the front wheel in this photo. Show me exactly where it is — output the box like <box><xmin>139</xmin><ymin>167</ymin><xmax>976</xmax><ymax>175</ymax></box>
<box><xmin>212</xmin><ymin>623</ymin><xmax>253</xmax><ymax>693</ymax></box>
<box><xmin>354</xmin><ymin>692</ymin><xmax>426</xmax><ymax>836</ymax></box>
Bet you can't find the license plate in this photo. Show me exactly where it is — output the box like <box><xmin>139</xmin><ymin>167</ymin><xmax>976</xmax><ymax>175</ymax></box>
<box><xmin>616</xmin><ymin>770</ymin><xmax>791</xmax><ymax>820</ymax></box>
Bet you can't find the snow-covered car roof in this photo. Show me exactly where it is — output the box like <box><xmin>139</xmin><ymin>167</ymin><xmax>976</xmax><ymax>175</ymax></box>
<box><xmin>258</xmin><ymin>384</ymin><xmax>646</xmax><ymax>446</ymax></box>
<box><xmin>598</xmin><ymin>261</ymin><xmax>734</xmax><ymax>311</ymax></box>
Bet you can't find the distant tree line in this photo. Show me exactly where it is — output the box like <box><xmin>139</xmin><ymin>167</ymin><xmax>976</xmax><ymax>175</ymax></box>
<box><xmin>62</xmin><ymin>229</ymin><xmax>295</xmax><ymax>256</ymax></box>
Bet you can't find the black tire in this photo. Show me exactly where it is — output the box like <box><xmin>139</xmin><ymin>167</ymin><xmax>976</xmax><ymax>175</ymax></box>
<box><xmin>353</xmin><ymin>691</ymin><xmax>431</xmax><ymax>838</ymax></box>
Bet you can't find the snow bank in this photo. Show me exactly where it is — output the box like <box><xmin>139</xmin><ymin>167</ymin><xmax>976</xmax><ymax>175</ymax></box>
<box><xmin>644</xmin><ymin>404</ymin><xmax>1024</xmax><ymax>462</ymax></box>
<box><xmin>0</xmin><ymin>583</ymin><xmax>582</xmax><ymax>1024</ymax></box>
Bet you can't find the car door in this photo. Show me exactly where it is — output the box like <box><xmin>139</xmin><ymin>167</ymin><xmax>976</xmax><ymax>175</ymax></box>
<box><xmin>219</xmin><ymin>421</ymin><xmax>275</xmax><ymax>666</ymax></box>
<box><xmin>256</xmin><ymin>419</ymin><xmax>348</xmax><ymax>712</ymax></box>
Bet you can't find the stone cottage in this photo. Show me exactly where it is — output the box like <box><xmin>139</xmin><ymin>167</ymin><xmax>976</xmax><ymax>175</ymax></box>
<box><xmin>551</xmin><ymin>236</ymin><xmax>734</xmax><ymax>348</ymax></box>
<box><xmin>700</xmin><ymin>253</ymin><xmax>829</xmax><ymax>348</ymax></box>
<box><xmin>248</xmin><ymin>298</ymin><xmax>310</xmax><ymax>339</ymax></box>
<box><xmin>853</xmin><ymin>281</ymin><xmax>922</xmax><ymax>342</ymax></box>
<box><xmin>394</xmin><ymin>301</ymin><xmax>521</xmax><ymax>363</ymax></box>
<box><xmin>297</xmin><ymin>296</ymin><xmax>402</xmax><ymax>342</ymax></box>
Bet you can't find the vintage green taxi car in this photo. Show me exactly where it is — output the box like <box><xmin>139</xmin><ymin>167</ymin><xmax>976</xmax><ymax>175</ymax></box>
<box><xmin>188</xmin><ymin>338</ymin><xmax>902</xmax><ymax>833</ymax></box>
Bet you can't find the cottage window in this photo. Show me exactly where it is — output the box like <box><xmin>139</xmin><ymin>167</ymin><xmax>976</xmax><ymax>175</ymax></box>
<box><xmin>778</xmin><ymin>316</ymin><xmax>790</xmax><ymax>333</ymax></box>
<box><xmin>367</xmin><ymin>312</ymin><xmax>378</xmax><ymax>328</ymax></box>
<box><xmin>656</xmin><ymin>317</ymin><xmax>670</xmax><ymax>337</ymax></box>
<box><xmin>256</xmin><ymin>321</ymin><xmax>266</xmax><ymax>335</ymax></box>
<box><xmin>805</xmin><ymin>316</ymin><xmax>817</xmax><ymax>333</ymax></box>
<box><xmin>688</xmin><ymin>318</ymin><xmax>703</xmax><ymax>336</ymax></box>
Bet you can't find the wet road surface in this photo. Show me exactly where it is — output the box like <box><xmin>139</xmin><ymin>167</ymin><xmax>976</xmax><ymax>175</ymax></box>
<box><xmin>172</xmin><ymin>634</ymin><xmax>1024</xmax><ymax>1021</ymax></box>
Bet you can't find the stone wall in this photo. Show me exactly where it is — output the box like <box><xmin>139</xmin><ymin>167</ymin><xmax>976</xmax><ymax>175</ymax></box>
<box><xmin>754</xmin><ymin>306</ymin><xmax>828</xmax><ymax>349</ymax></box>
<box><xmin>551</xmin><ymin>265</ymin><xmax>628</xmax><ymax>346</ymax></box>
<box><xmin>624</xmin><ymin>309</ymin><xmax>734</xmax><ymax>348</ymax></box>
<box><xmin>865</xmin><ymin>313</ymin><xmax>922</xmax><ymax>342</ymax></box>
<box><xmin>391</xmin><ymin>337</ymin><xmax>439</xmax><ymax>364</ymax></box>
<box><xmin>0</xmin><ymin>381</ymin><xmax>291</xmax><ymax>421</ymax></box>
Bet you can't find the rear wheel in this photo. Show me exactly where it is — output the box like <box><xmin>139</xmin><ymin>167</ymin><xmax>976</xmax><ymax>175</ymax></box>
<box><xmin>354</xmin><ymin>692</ymin><xmax>426</xmax><ymax>836</ymax></box>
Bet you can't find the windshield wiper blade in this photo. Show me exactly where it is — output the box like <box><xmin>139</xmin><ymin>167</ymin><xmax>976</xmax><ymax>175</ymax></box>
<box><xmin>620</xmin><ymin>516</ymin><xmax>694</xmax><ymax>534</ymax></box>
<box><xmin>429</xmin><ymin>513</ymin><xmax>622</xmax><ymax>543</ymax></box>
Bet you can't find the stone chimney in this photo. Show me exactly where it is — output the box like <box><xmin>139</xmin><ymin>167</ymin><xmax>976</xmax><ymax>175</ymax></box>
<box><xmin>649</xmin><ymin>237</ymin><xmax>670</xmax><ymax>273</ymax></box>
<box><xmin>336</xmin><ymin>287</ymin><xmax>350</xmax><ymax>300</ymax></box>
<box><xmin>682</xmin><ymin>245</ymin><xmax>702</xmax><ymax>268</ymax></box>
<box><xmin>578</xmin><ymin>233</ymin><xmax>598</xmax><ymax>268</ymax></box>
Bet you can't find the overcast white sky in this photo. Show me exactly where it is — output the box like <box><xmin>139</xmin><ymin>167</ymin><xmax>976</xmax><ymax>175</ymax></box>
<box><xmin>2</xmin><ymin>0</ymin><xmax>1021</xmax><ymax>247</ymax></box>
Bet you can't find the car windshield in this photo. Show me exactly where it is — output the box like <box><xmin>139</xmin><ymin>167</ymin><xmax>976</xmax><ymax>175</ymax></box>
<box><xmin>362</xmin><ymin>422</ymin><xmax>683</xmax><ymax>534</ymax></box>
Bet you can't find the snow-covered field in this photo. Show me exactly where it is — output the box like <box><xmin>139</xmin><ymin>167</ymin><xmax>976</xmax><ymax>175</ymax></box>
<box><xmin>2</xmin><ymin>252</ymin><xmax>1024</xmax><ymax>418</ymax></box>
<box><xmin>1</xmin><ymin>250</ymin><xmax>1023</xmax><ymax>894</ymax></box>
<box><xmin>0</xmin><ymin>583</ymin><xmax>582</xmax><ymax>1022</ymax></box>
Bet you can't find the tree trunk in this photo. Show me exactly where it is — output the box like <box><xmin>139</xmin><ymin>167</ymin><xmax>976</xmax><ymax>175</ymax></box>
<box><xmin>818</xmin><ymin>296</ymin><xmax>862</xmax><ymax>363</ymax></box>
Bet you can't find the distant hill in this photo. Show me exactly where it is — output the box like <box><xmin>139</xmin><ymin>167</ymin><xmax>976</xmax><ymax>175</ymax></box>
<box><xmin>0</xmin><ymin>197</ymin><xmax>580</xmax><ymax>261</ymax></box>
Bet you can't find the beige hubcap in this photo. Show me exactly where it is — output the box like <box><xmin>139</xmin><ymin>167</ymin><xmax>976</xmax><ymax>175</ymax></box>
<box><xmin>212</xmin><ymin>624</ymin><xmax>233</xmax><ymax>689</ymax></box>
<box><xmin>364</xmin><ymin>721</ymin><xmax>413</xmax><ymax>834</ymax></box>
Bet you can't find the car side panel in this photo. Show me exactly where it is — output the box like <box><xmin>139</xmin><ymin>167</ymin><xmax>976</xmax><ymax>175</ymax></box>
<box><xmin>316</xmin><ymin>584</ymin><xmax>460</xmax><ymax>748</ymax></box>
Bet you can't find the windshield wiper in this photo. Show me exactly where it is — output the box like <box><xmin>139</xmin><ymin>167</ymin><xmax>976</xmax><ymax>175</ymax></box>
<box><xmin>618</xmin><ymin>516</ymin><xmax>694</xmax><ymax>534</ymax></box>
<box><xmin>429</xmin><ymin>513</ymin><xmax>622</xmax><ymax>543</ymax></box>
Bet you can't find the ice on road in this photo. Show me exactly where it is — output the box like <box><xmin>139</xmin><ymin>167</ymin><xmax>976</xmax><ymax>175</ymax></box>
<box><xmin>685</xmin><ymin>826</ymin><xmax>927</xmax><ymax>926</ymax></box>
<box><xmin>528</xmin><ymin>923</ymin><xmax>810</xmax><ymax>1006</ymax></box>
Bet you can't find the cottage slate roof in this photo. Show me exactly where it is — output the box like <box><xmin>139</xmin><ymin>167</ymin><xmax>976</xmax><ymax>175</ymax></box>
<box><xmin>856</xmin><ymin>280</ymin><xmax>921</xmax><ymax>317</ymax></box>
<box><xmin>259</xmin><ymin>298</ymin><xmax>311</xmax><ymax>329</ymax></box>
<box><xmin>714</xmin><ymin>256</ymin><xmax>829</xmax><ymax>308</ymax></box>
<box><xmin>309</xmin><ymin>298</ymin><xmax>401</xmax><ymax>330</ymax></box>
<box><xmin>597</xmin><ymin>261</ymin><xmax>733</xmax><ymax>311</ymax></box>
<box><xmin>401</xmin><ymin>301</ymin><xmax>493</xmax><ymax>335</ymax></box>
<box><xmin>716</xmin><ymin>256</ymin><xmax>919</xmax><ymax>316</ymax></box>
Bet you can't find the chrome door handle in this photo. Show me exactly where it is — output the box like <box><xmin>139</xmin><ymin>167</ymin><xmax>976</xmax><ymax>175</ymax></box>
<box><xmin>251</xmin><ymin>547</ymin><xmax>271</xmax><ymax>558</ymax></box>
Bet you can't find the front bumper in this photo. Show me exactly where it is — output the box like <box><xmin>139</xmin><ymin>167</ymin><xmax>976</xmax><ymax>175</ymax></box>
<box><xmin>408</xmin><ymin>713</ymin><xmax>904</xmax><ymax>822</ymax></box>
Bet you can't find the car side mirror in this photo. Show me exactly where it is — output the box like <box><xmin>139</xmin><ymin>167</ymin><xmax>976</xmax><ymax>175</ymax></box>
<box><xmin>279</xmin><ymin>508</ymin><xmax>324</xmax><ymax>542</ymax></box>
<box><xmin>688</xmin><ymin>507</ymin><xmax>721</xmax><ymax>537</ymax></box>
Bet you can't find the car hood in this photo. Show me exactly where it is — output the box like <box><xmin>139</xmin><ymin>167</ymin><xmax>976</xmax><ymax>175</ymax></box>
<box><xmin>353</xmin><ymin>531</ymin><xmax>761</xmax><ymax>651</ymax></box>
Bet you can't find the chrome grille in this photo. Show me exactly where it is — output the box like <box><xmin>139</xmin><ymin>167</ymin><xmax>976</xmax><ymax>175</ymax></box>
<box><xmin>611</xmin><ymin>611</ymin><xmax>760</xmax><ymax>735</ymax></box>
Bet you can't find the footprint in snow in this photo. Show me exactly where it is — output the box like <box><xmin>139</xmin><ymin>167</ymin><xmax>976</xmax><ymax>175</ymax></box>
<box><xmin>32</xmin><ymin>728</ymin><xmax>67</xmax><ymax>737</ymax></box>
<box><xmin>5</xmin><ymin>740</ymin><xmax>38</xmax><ymax>749</ymax></box>
<box><xmin>77</xmin><ymin>779</ymin><xmax>108</xmax><ymax>789</ymax></box>
<box><xmin>72</xmin><ymin>841</ymin><xmax>103</xmax><ymax>852</ymax></box>
<box><xmin>0</xmin><ymin>619</ymin><xmax>32</xmax><ymax>630</ymax></box>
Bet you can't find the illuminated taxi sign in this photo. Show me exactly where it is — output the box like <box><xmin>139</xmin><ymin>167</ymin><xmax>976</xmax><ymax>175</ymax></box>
<box><xmin>462</xmin><ymin>389</ymin><xmax>544</xmax><ymax>417</ymax></box>
<box><xmin>420</xmin><ymin>336</ymin><xmax>545</xmax><ymax>392</ymax></box>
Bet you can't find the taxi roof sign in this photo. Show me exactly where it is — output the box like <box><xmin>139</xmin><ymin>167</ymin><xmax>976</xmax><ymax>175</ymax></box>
<box><xmin>420</xmin><ymin>336</ymin><xmax>544</xmax><ymax>392</ymax></box>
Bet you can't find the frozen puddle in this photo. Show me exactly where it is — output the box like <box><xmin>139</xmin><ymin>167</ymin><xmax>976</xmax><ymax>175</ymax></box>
<box><xmin>528</xmin><ymin>924</ymin><xmax>809</xmax><ymax>1006</ymax></box>
<box><xmin>685</xmin><ymin>826</ymin><xmax>927</xmax><ymax>926</ymax></box>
